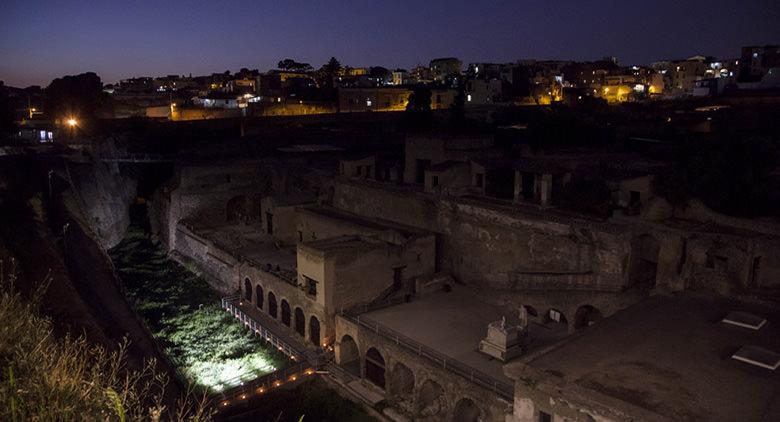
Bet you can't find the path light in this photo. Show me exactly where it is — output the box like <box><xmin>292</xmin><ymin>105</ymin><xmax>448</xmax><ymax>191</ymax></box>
<box><xmin>240</xmin><ymin>394</ymin><xmax>246</xmax><ymax>400</ymax></box>
<box><xmin>222</xmin><ymin>401</ymin><xmax>229</xmax><ymax>407</ymax></box>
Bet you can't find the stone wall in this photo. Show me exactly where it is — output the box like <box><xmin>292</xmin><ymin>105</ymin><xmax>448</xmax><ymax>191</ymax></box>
<box><xmin>335</xmin><ymin>315</ymin><xmax>512</xmax><ymax>422</ymax></box>
<box><xmin>174</xmin><ymin>224</ymin><xmax>240</xmax><ymax>294</ymax></box>
<box><xmin>332</xmin><ymin>181</ymin><xmax>630</xmax><ymax>290</ymax></box>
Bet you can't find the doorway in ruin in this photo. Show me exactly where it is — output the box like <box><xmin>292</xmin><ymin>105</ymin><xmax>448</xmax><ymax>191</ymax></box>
<box><xmin>415</xmin><ymin>159</ymin><xmax>431</xmax><ymax>184</ymax></box>
<box><xmin>416</xmin><ymin>379</ymin><xmax>445</xmax><ymax>417</ymax></box>
<box><xmin>294</xmin><ymin>307</ymin><xmax>305</xmax><ymax>337</ymax></box>
<box><xmin>268</xmin><ymin>292</ymin><xmax>277</xmax><ymax>318</ymax></box>
<box><xmin>486</xmin><ymin>167</ymin><xmax>515</xmax><ymax>199</ymax></box>
<box><xmin>243</xmin><ymin>278</ymin><xmax>252</xmax><ymax>301</ymax></box>
<box><xmin>365</xmin><ymin>347</ymin><xmax>386</xmax><ymax>390</ymax></box>
<box><xmin>266</xmin><ymin>212</ymin><xmax>274</xmax><ymax>235</ymax></box>
<box><xmin>574</xmin><ymin>305</ymin><xmax>603</xmax><ymax>330</ymax></box>
<box><xmin>632</xmin><ymin>234</ymin><xmax>660</xmax><ymax>288</ymax></box>
<box><xmin>453</xmin><ymin>398</ymin><xmax>481</xmax><ymax>422</ymax></box>
<box><xmin>281</xmin><ymin>299</ymin><xmax>291</xmax><ymax>326</ymax></box>
<box><xmin>388</xmin><ymin>362</ymin><xmax>414</xmax><ymax>401</ymax></box>
<box><xmin>255</xmin><ymin>285</ymin><xmax>263</xmax><ymax>310</ymax></box>
<box><xmin>226</xmin><ymin>195</ymin><xmax>247</xmax><ymax>223</ymax></box>
<box><xmin>309</xmin><ymin>316</ymin><xmax>320</xmax><ymax>346</ymax></box>
<box><xmin>521</xmin><ymin>172</ymin><xmax>536</xmax><ymax>200</ymax></box>
<box><xmin>338</xmin><ymin>335</ymin><xmax>360</xmax><ymax>377</ymax></box>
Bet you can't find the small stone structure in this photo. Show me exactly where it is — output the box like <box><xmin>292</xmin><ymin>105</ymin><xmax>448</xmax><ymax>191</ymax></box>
<box><xmin>478</xmin><ymin>317</ymin><xmax>523</xmax><ymax>362</ymax></box>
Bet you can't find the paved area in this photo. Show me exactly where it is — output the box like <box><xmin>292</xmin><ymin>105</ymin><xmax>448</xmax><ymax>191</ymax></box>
<box><xmin>364</xmin><ymin>286</ymin><xmax>568</xmax><ymax>384</ymax></box>
<box><xmin>523</xmin><ymin>294</ymin><xmax>780</xmax><ymax>422</ymax></box>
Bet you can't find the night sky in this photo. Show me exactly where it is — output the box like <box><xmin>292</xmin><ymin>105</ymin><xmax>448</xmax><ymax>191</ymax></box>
<box><xmin>1</xmin><ymin>0</ymin><xmax>778</xmax><ymax>87</ymax></box>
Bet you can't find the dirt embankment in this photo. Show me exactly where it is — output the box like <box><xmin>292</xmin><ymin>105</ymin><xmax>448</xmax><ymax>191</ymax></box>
<box><xmin>0</xmin><ymin>154</ymin><xmax>182</xmax><ymax>403</ymax></box>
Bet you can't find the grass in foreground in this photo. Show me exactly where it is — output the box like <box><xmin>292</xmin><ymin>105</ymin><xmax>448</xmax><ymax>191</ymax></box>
<box><xmin>0</xmin><ymin>263</ymin><xmax>212</xmax><ymax>421</ymax></box>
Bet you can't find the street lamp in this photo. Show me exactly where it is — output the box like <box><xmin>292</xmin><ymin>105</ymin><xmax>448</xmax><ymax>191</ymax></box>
<box><xmin>66</xmin><ymin>118</ymin><xmax>78</xmax><ymax>127</ymax></box>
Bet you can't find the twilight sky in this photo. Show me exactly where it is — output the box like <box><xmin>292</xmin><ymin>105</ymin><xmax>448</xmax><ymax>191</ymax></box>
<box><xmin>1</xmin><ymin>0</ymin><xmax>778</xmax><ymax>87</ymax></box>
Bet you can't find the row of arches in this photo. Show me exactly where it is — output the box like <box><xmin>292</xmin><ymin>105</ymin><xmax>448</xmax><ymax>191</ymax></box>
<box><xmin>522</xmin><ymin>304</ymin><xmax>604</xmax><ymax>331</ymax></box>
<box><xmin>338</xmin><ymin>335</ymin><xmax>489</xmax><ymax>421</ymax></box>
<box><xmin>244</xmin><ymin>277</ymin><xmax>321</xmax><ymax>346</ymax></box>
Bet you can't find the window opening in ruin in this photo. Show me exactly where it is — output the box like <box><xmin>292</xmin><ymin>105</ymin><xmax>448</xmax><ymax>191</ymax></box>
<box><xmin>281</xmin><ymin>300</ymin><xmax>291</xmax><ymax>326</ymax></box>
<box><xmin>365</xmin><ymin>347</ymin><xmax>386</xmax><ymax>389</ymax></box>
<box><xmin>304</xmin><ymin>276</ymin><xmax>318</xmax><ymax>297</ymax></box>
<box><xmin>309</xmin><ymin>316</ymin><xmax>320</xmax><ymax>346</ymax></box>
<box><xmin>268</xmin><ymin>292</ymin><xmax>278</xmax><ymax>318</ymax></box>
<box><xmin>393</xmin><ymin>267</ymin><xmax>405</xmax><ymax>289</ymax></box>
<box><xmin>295</xmin><ymin>308</ymin><xmax>305</xmax><ymax>336</ymax></box>
<box><xmin>539</xmin><ymin>411</ymin><xmax>552</xmax><ymax>422</ymax></box>
<box><xmin>243</xmin><ymin>278</ymin><xmax>252</xmax><ymax>301</ymax></box>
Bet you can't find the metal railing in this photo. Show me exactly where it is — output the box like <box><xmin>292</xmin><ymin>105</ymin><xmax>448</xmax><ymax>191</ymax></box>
<box><xmin>340</xmin><ymin>310</ymin><xmax>514</xmax><ymax>400</ymax></box>
<box><xmin>221</xmin><ymin>296</ymin><xmax>317</xmax><ymax>361</ymax></box>
<box><xmin>216</xmin><ymin>296</ymin><xmax>327</xmax><ymax>404</ymax></box>
<box><xmin>214</xmin><ymin>361</ymin><xmax>317</xmax><ymax>406</ymax></box>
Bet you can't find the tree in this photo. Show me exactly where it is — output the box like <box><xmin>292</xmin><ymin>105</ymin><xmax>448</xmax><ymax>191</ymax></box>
<box><xmin>322</xmin><ymin>57</ymin><xmax>341</xmax><ymax>75</ymax></box>
<box><xmin>450</xmin><ymin>84</ymin><xmax>466</xmax><ymax>126</ymax></box>
<box><xmin>318</xmin><ymin>57</ymin><xmax>342</xmax><ymax>92</ymax></box>
<box><xmin>405</xmin><ymin>86</ymin><xmax>432</xmax><ymax>131</ymax></box>
<box><xmin>277</xmin><ymin>59</ymin><xmax>313</xmax><ymax>72</ymax></box>
<box><xmin>45</xmin><ymin>72</ymin><xmax>105</xmax><ymax>123</ymax></box>
<box><xmin>406</xmin><ymin>86</ymin><xmax>431</xmax><ymax>113</ymax></box>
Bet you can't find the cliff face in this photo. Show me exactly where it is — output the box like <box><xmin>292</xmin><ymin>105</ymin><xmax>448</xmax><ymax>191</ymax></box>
<box><xmin>67</xmin><ymin>160</ymin><xmax>137</xmax><ymax>249</ymax></box>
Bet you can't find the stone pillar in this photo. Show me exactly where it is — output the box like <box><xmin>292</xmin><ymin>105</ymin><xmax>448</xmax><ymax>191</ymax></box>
<box><xmin>540</xmin><ymin>173</ymin><xmax>553</xmax><ymax>206</ymax></box>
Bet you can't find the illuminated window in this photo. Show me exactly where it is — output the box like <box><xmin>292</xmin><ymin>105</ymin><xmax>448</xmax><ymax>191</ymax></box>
<box><xmin>366</xmin><ymin>99</ymin><xmax>372</xmax><ymax>107</ymax></box>
<box><xmin>467</xmin><ymin>94</ymin><xmax>472</xmax><ymax>102</ymax></box>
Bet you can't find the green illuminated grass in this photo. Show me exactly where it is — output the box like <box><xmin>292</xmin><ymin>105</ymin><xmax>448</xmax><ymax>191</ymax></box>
<box><xmin>110</xmin><ymin>228</ymin><xmax>286</xmax><ymax>392</ymax></box>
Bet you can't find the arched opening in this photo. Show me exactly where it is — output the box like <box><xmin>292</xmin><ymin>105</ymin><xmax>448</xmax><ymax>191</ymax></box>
<box><xmin>337</xmin><ymin>335</ymin><xmax>360</xmax><ymax>377</ymax></box>
<box><xmin>309</xmin><ymin>316</ymin><xmax>320</xmax><ymax>346</ymax></box>
<box><xmin>268</xmin><ymin>292</ymin><xmax>277</xmax><ymax>319</ymax></box>
<box><xmin>226</xmin><ymin>195</ymin><xmax>247</xmax><ymax>223</ymax></box>
<box><xmin>453</xmin><ymin>398</ymin><xmax>481</xmax><ymax>422</ymax></box>
<box><xmin>294</xmin><ymin>307</ymin><xmax>305</xmax><ymax>337</ymax></box>
<box><xmin>574</xmin><ymin>305</ymin><xmax>603</xmax><ymax>330</ymax></box>
<box><xmin>365</xmin><ymin>347</ymin><xmax>386</xmax><ymax>390</ymax></box>
<box><xmin>243</xmin><ymin>278</ymin><xmax>252</xmax><ymax>302</ymax></box>
<box><xmin>632</xmin><ymin>234</ymin><xmax>660</xmax><ymax>288</ymax></box>
<box><xmin>388</xmin><ymin>362</ymin><xmax>414</xmax><ymax>400</ymax></box>
<box><xmin>255</xmin><ymin>285</ymin><xmax>263</xmax><ymax>310</ymax></box>
<box><xmin>417</xmin><ymin>379</ymin><xmax>445</xmax><ymax>417</ymax></box>
<box><xmin>280</xmin><ymin>299</ymin><xmax>291</xmax><ymax>327</ymax></box>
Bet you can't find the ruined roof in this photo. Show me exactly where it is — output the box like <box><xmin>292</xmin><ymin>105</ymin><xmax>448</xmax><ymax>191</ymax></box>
<box><xmin>302</xmin><ymin>235</ymin><xmax>383</xmax><ymax>254</ymax></box>
<box><xmin>428</xmin><ymin>160</ymin><xmax>469</xmax><ymax>172</ymax></box>
<box><xmin>298</xmin><ymin>205</ymin><xmax>431</xmax><ymax>239</ymax></box>
<box><xmin>512</xmin><ymin>294</ymin><xmax>780</xmax><ymax>422</ymax></box>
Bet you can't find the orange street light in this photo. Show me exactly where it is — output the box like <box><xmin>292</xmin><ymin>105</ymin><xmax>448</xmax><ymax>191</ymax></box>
<box><xmin>66</xmin><ymin>118</ymin><xmax>78</xmax><ymax>127</ymax></box>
